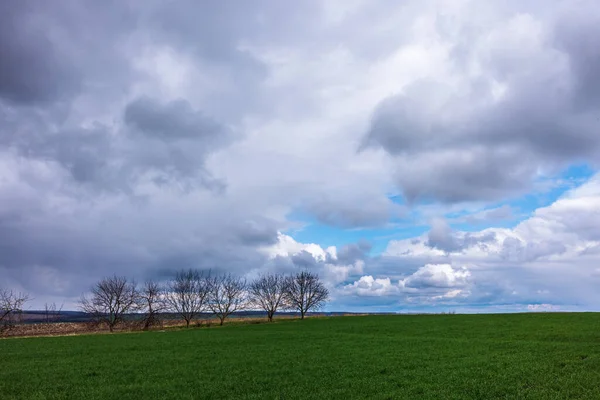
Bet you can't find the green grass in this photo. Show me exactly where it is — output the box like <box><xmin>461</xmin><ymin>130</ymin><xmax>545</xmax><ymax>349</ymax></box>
<box><xmin>2</xmin><ymin>314</ymin><xmax>600</xmax><ymax>399</ymax></box>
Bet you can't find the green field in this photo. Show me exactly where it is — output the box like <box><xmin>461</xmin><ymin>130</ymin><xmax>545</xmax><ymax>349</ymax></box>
<box><xmin>2</xmin><ymin>314</ymin><xmax>600</xmax><ymax>399</ymax></box>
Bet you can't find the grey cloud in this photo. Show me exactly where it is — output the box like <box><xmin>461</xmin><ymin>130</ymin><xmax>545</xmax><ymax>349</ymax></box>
<box><xmin>0</xmin><ymin>2</ymin><xmax>78</xmax><ymax>104</ymax></box>
<box><xmin>290</xmin><ymin>250</ymin><xmax>319</xmax><ymax>269</ymax></box>
<box><xmin>140</xmin><ymin>0</ymin><xmax>314</xmax><ymax>121</ymax></box>
<box><xmin>122</xmin><ymin>96</ymin><xmax>237</xmax><ymax>190</ymax></box>
<box><xmin>0</xmin><ymin>194</ymin><xmax>279</xmax><ymax>301</ymax></box>
<box><xmin>2</xmin><ymin>96</ymin><xmax>234</xmax><ymax>193</ymax></box>
<box><xmin>0</xmin><ymin>0</ymin><xmax>288</xmax><ymax>308</ymax></box>
<box><xmin>0</xmin><ymin>106</ymin><xmax>112</xmax><ymax>187</ymax></box>
<box><xmin>500</xmin><ymin>237</ymin><xmax>567</xmax><ymax>262</ymax></box>
<box><xmin>0</xmin><ymin>1</ymin><xmax>138</xmax><ymax>107</ymax></box>
<box><xmin>262</xmin><ymin>252</ymin><xmax>322</xmax><ymax>278</ymax></box>
<box><xmin>553</xmin><ymin>3</ymin><xmax>600</xmax><ymax>109</ymax></box>
<box><xmin>125</xmin><ymin>97</ymin><xmax>229</xmax><ymax>143</ymax></box>
<box><xmin>233</xmin><ymin>219</ymin><xmax>280</xmax><ymax>246</ymax></box>
<box><xmin>334</xmin><ymin>240</ymin><xmax>372</xmax><ymax>265</ymax></box>
<box><xmin>362</xmin><ymin>5</ymin><xmax>600</xmax><ymax>204</ymax></box>
<box><xmin>426</xmin><ymin>219</ymin><xmax>463</xmax><ymax>253</ymax></box>
<box><xmin>306</xmin><ymin>195</ymin><xmax>404</xmax><ymax>229</ymax></box>
<box><xmin>426</xmin><ymin>219</ymin><xmax>496</xmax><ymax>253</ymax></box>
<box><xmin>33</xmin><ymin>125</ymin><xmax>113</xmax><ymax>187</ymax></box>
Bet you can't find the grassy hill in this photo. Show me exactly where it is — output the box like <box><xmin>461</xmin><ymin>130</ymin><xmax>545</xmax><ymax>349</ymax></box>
<box><xmin>2</xmin><ymin>313</ymin><xmax>600</xmax><ymax>399</ymax></box>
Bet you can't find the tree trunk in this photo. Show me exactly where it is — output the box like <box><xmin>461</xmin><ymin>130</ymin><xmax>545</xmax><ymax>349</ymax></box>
<box><xmin>219</xmin><ymin>317</ymin><xmax>225</xmax><ymax>326</ymax></box>
<box><xmin>300</xmin><ymin>310</ymin><xmax>305</xmax><ymax>319</ymax></box>
<box><xmin>185</xmin><ymin>319</ymin><xmax>190</xmax><ymax>328</ymax></box>
<box><xmin>268</xmin><ymin>312</ymin><xmax>273</xmax><ymax>322</ymax></box>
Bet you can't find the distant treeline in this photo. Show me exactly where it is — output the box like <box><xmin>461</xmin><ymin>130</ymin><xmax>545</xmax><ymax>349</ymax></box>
<box><xmin>18</xmin><ymin>310</ymin><xmax>372</xmax><ymax>325</ymax></box>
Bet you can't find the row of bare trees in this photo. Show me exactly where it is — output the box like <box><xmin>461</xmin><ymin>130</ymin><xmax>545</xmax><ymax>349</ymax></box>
<box><xmin>79</xmin><ymin>270</ymin><xmax>329</xmax><ymax>332</ymax></box>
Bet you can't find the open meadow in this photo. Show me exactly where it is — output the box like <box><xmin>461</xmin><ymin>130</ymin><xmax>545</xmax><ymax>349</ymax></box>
<box><xmin>2</xmin><ymin>313</ymin><xmax>600</xmax><ymax>399</ymax></box>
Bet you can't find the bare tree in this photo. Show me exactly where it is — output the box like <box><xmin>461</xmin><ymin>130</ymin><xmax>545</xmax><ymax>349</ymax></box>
<box><xmin>249</xmin><ymin>273</ymin><xmax>287</xmax><ymax>322</ymax></box>
<box><xmin>79</xmin><ymin>275</ymin><xmax>140</xmax><ymax>332</ymax></box>
<box><xmin>208</xmin><ymin>274</ymin><xmax>247</xmax><ymax>326</ymax></box>
<box><xmin>0</xmin><ymin>288</ymin><xmax>30</xmax><ymax>333</ymax></box>
<box><xmin>165</xmin><ymin>269</ymin><xmax>210</xmax><ymax>328</ymax></box>
<box><xmin>140</xmin><ymin>280</ymin><xmax>166</xmax><ymax>330</ymax></box>
<box><xmin>43</xmin><ymin>302</ymin><xmax>64</xmax><ymax>323</ymax></box>
<box><xmin>285</xmin><ymin>271</ymin><xmax>329</xmax><ymax>319</ymax></box>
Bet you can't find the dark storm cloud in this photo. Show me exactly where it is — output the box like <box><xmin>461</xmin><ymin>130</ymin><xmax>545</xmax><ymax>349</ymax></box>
<box><xmin>0</xmin><ymin>196</ymin><xmax>282</xmax><ymax>299</ymax></box>
<box><xmin>0</xmin><ymin>2</ymin><xmax>78</xmax><ymax>104</ymax></box>
<box><xmin>0</xmin><ymin>1</ymin><xmax>138</xmax><ymax>106</ymax></box>
<box><xmin>0</xmin><ymin>0</ymin><xmax>292</xmax><ymax>307</ymax></box>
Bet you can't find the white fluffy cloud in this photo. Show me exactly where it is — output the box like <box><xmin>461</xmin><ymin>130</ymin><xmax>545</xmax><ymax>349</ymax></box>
<box><xmin>385</xmin><ymin>173</ymin><xmax>600</xmax><ymax>263</ymax></box>
<box><xmin>261</xmin><ymin>233</ymin><xmax>365</xmax><ymax>287</ymax></box>
<box><xmin>343</xmin><ymin>264</ymin><xmax>471</xmax><ymax>302</ymax></box>
<box><xmin>371</xmin><ymin>173</ymin><xmax>600</xmax><ymax>309</ymax></box>
<box><xmin>399</xmin><ymin>264</ymin><xmax>470</xmax><ymax>290</ymax></box>
<box><xmin>344</xmin><ymin>276</ymin><xmax>399</xmax><ymax>297</ymax></box>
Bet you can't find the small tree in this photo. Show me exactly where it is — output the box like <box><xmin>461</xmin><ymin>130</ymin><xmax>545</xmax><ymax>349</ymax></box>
<box><xmin>285</xmin><ymin>271</ymin><xmax>329</xmax><ymax>319</ymax></box>
<box><xmin>43</xmin><ymin>302</ymin><xmax>63</xmax><ymax>324</ymax></box>
<box><xmin>165</xmin><ymin>269</ymin><xmax>210</xmax><ymax>328</ymax></box>
<box><xmin>140</xmin><ymin>280</ymin><xmax>166</xmax><ymax>330</ymax></box>
<box><xmin>0</xmin><ymin>288</ymin><xmax>29</xmax><ymax>333</ymax></box>
<box><xmin>249</xmin><ymin>273</ymin><xmax>287</xmax><ymax>322</ymax></box>
<box><xmin>79</xmin><ymin>275</ymin><xmax>140</xmax><ymax>332</ymax></box>
<box><xmin>208</xmin><ymin>274</ymin><xmax>247</xmax><ymax>326</ymax></box>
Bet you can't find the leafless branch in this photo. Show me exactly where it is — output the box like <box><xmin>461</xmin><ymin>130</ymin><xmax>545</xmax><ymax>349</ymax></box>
<box><xmin>44</xmin><ymin>302</ymin><xmax>64</xmax><ymax>323</ymax></box>
<box><xmin>284</xmin><ymin>271</ymin><xmax>329</xmax><ymax>319</ymax></box>
<box><xmin>0</xmin><ymin>288</ymin><xmax>30</xmax><ymax>333</ymax></box>
<box><xmin>140</xmin><ymin>280</ymin><xmax>166</xmax><ymax>330</ymax></box>
<box><xmin>208</xmin><ymin>274</ymin><xmax>247</xmax><ymax>326</ymax></box>
<box><xmin>79</xmin><ymin>275</ymin><xmax>140</xmax><ymax>332</ymax></box>
<box><xmin>164</xmin><ymin>269</ymin><xmax>210</xmax><ymax>327</ymax></box>
<box><xmin>249</xmin><ymin>273</ymin><xmax>287</xmax><ymax>322</ymax></box>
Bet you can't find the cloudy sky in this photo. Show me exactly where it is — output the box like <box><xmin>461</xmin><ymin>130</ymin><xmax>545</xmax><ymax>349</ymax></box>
<box><xmin>2</xmin><ymin>0</ymin><xmax>600</xmax><ymax>312</ymax></box>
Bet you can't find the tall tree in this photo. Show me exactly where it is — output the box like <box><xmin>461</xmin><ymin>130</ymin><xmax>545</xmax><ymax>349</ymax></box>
<box><xmin>285</xmin><ymin>271</ymin><xmax>329</xmax><ymax>319</ymax></box>
<box><xmin>165</xmin><ymin>269</ymin><xmax>210</xmax><ymax>327</ymax></box>
<box><xmin>249</xmin><ymin>273</ymin><xmax>287</xmax><ymax>322</ymax></box>
<box><xmin>0</xmin><ymin>288</ymin><xmax>29</xmax><ymax>333</ymax></box>
<box><xmin>208</xmin><ymin>274</ymin><xmax>247</xmax><ymax>326</ymax></box>
<box><xmin>79</xmin><ymin>275</ymin><xmax>140</xmax><ymax>332</ymax></box>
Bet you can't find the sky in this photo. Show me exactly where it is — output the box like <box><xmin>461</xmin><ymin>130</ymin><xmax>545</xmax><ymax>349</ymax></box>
<box><xmin>1</xmin><ymin>0</ymin><xmax>600</xmax><ymax>312</ymax></box>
